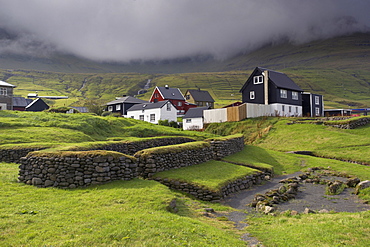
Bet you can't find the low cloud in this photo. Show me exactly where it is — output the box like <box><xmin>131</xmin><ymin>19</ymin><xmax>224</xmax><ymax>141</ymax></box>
<box><xmin>0</xmin><ymin>0</ymin><xmax>369</xmax><ymax>62</ymax></box>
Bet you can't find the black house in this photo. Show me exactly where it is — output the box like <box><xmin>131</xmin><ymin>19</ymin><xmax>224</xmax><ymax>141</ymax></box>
<box><xmin>302</xmin><ymin>92</ymin><xmax>324</xmax><ymax>117</ymax></box>
<box><xmin>13</xmin><ymin>97</ymin><xmax>49</xmax><ymax>112</ymax></box>
<box><xmin>240</xmin><ymin>67</ymin><xmax>304</xmax><ymax>117</ymax></box>
<box><xmin>106</xmin><ymin>96</ymin><xmax>148</xmax><ymax>116</ymax></box>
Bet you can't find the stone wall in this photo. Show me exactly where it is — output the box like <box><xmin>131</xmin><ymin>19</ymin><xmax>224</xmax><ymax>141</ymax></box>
<box><xmin>135</xmin><ymin>142</ymin><xmax>214</xmax><ymax>178</ymax></box>
<box><xmin>70</xmin><ymin>137</ymin><xmax>196</xmax><ymax>155</ymax></box>
<box><xmin>18</xmin><ymin>151</ymin><xmax>137</xmax><ymax>189</ymax></box>
<box><xmin>323</xmin><ymin>117</ymin><xmax>370</xmax><ymax>129</ymax></box>
<box><xmin>0</xmin><ymin>147</ymin><xmax>46</xmax><ymax>164</ymax></box>
<box><xmin>208</xmin><ymin>135</ymin><xmax>245</xmax><ymax>159</ymax></box>
<box><xmin>152</xmin><ymin>171</ymin><xmax>266</xmax><ymax>201</ymax></box>
<box><xmin>17</xmin><ymin>135</ymin><xmax>246</xmax><ymax>188</ymax></box>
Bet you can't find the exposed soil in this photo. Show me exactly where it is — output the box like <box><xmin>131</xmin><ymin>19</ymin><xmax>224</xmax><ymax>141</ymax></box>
<box><xmin>220</xmin><ymin>172</ymin><xmax>370</xmax><ymax>246</ymax></box>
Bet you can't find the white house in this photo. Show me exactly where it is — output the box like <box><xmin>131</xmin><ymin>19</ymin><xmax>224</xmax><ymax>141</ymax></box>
<box><xmin>126</xmin><ymin>100</ymin><xmax>177</xmax><ymax>124</ymax></box>
<box><xmin>182</xmin><ymin>107</ymin><xmax>208</xmax><ymax>130</ymax></box>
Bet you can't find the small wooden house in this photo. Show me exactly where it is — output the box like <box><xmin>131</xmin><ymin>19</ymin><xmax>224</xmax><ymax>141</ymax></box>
<box><xmin>0</xmin><ymin>81</ymin><xmax>16</xmax><ymax>110</ymax></box>
<box><xmin>240</xmin><ymin>67</ymin><xmax>304</xmax><ymax>117</ymax></box>
<box><xmin>126</xmin><ymin>100</ymin><xmax>177</xmax><ymax>124</ymax></box>
<box><xmin>106</xmin><ymin>96</ymin><xmax>148</xmax><ymax>116</ymax></box>
<box><xmin>184</xmin><ymin>89</ymin><xmax>215</xmax><ymax>109</ymax></box>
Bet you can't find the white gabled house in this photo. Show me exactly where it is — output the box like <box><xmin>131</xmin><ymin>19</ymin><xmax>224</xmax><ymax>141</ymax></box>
<box><xmin>182</xmin><ymin>107</ymin><xmax>209</xmax><ymax>130</ymax></box>
<box><xmin>126</xmin><ymin>100</ymin><xmax>177</xmax><ymax>124</ymax></box>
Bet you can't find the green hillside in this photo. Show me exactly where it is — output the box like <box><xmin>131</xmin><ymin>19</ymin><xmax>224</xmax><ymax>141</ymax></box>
<box><xmin>1</xmin><ymin>33</ymin><xmax>369</xmax><ymax>109</ymax></box>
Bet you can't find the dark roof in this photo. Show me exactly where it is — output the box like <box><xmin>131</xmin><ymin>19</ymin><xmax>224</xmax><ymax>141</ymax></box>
<box><xmin>127</xmin><ymin>100</ymin><xmax>172</xmax><ymax>111</ymax></box>
<box><xmin>156</xmin><ymin>86</ymin><xmax>185</xmax><ymax>100</ymax></box>
<box><xmin>13</xmin><ymin>97</ymin><xmax>33</xmax><ymax>107</ymax></box>
<box><xmin>240</xmin><ymin>67</ymin><xmax>303</xmax><ymax>92</ymax></box>
<box><xmin>106</xmin><ymin>96</ymin><xmax>148</xmax><ymax>105</ymax></box>
<box><xmin>186</xmin><ymin>89</ymin><xmax>215</xmax><ymax>102</ymax></box>
<box><xmin>25</xmin><ymin>98</ymin><xmax>45</xmax><ymax>109</ymax></box>
<box><xmin>183</xmin><ymin>107</ymin><xmax>209</xmax><ymax>119</ymax></box>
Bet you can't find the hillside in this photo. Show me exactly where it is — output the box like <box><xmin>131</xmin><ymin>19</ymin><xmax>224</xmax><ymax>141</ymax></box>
<box><xmin>1</xmin><ymin>33</ymin><xmax>369</xmax><ymax>108</ymax></box>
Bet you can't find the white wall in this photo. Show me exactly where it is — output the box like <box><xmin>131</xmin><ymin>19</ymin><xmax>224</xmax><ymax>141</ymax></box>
<box><xmin>0</xmin><ymin>103</ymin><xmax>7</xmax><ymax>110</ymax></box>
<box><xmin>204</xmin><ymin>108</ymin><xmax>227</xmax><ymax>123</ymax></box>
<box><xmin>127</xmin><ymin>103</ymin><xmax>177</xmax><ymax>124</ymax></box>
<box><xmin>246</xmin><ymin>103</ymin><xmax>271</xmax><ymax>118</ymax></box>
<box><xmin>183</xmin><ymin>117</ymin><xmax>203</xmax><ymax>130</ymax></box>
<box><xmin>269</xmin><ymin>103</ymin><xmax>302</xmax><ymax>117</ymax></box>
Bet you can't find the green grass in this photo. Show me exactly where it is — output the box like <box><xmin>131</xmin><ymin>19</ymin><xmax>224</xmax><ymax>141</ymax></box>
<box><xmin>152</xmin><ymin>160</ymin><xmax>260</xmax><ymax>191</ymax></box>
<box><xmin>247</xmin><ymin>211</ymin><xmax>370</xmax><ymax>247</ymax></box>
<box><xmin>0</xmin><ymin>162</ymin><xmax>245</xmax><ymax>247</ymax></box>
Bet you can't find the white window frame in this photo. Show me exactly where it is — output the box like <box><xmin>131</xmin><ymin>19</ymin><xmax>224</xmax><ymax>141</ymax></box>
<box><xmin>139</xmin><ymin>115</ymin><xmax>144</xmax><ymax>121</ymax></box>
<box><xmin>250</xmin><ymin>91</ymin><xmax>255</xmax><ymax>100</ymax></box>
<box><xmin>315</xmin><ymin>96</ymin><xmax>320</xmax><ymax>105</ymax></box>
<box><xmin>178</xmin><ymin>102</ymin><xmax>182</xmax><ymax>106</ymax></box>
<box><xmin>289</xmin><ymin>106</ymin><xmax>292</xmax><ymax>112</ymax></box>
<box><xmin>0</xmin><ymin>88</ymin><xmax>7</xmax><ymax>96</ymax></box>
<box><xmin>186</xmin><ymin>119</ymin><xmax>191</xmax><ymax>123</ymax></box>
<box><xmin>108</xmin><ymin>106</ymin><xmax>113</xmax><ymax>111</ymax></box>
<box><xmin>150</xmin><ymin>114</ymin><xmax>155</xmax><ymax>122</ymax></box>
<box><xmin>253</xmin><ymin>76</ymin><xmax>263</xmax><ymax>84</ymax></box>
<box><xmin>116</xmin><ymin>104</ymin><xmax>121</xmax><ymax>111</ymax></box>
<box><xmin>315</xmin><ymin>107</ymin><xmax>320</xmax><ymax>116</ymax></box>
<box><xmin>292</xmin><ymin>91</ymin><xmax>298</xmax><ymax>100</ymax></box>
<box><xmin>280</xmin><ymin>89</ymin><xmax>287</xmax><ymax>99</ymax></box>
<box><xmin>167</xmin><ymin>103</ymin><xmax>171</xmax><ymax>111</ymax></box>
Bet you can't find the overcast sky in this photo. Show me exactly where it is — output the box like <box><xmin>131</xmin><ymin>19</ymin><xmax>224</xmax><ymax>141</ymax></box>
<box><xmin>0</xmin><ymin>0</ymin><xmax>369</xmax><ymax>62</ymax></box>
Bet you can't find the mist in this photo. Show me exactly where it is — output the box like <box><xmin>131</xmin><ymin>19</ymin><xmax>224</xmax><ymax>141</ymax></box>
<box><xmin>0</xmin><ymin>0</ymin><xmax>369</xmax><ymax>62</ymax></box>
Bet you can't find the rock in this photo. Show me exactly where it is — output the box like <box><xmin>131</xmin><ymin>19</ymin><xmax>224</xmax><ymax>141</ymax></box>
<box><xmin>204</xmin><ymin>208</ymin><xmax>215</xmax><ymax>213</ymax></box>
<box><xmin>303</xmin><ymin>208</ymin><xmax>316</xmax><ymax>214</ymax></box>
<box><xmin>263</xmin><ymin>206</ymin><xmax>275</xmax><ymax>214</ymax></box>
<box><xmin>355</xmin><ymin>180</ymin><xmax>370</xmax><ymax>194</ymax></box>
<box><xmin>318</xmin><ymin>209</ymin><xmax>330</xmax><ymax>214</ymax></box>
<box><xmin>345</xmin><ymin>177</ymin><xmax>360</xmax><ymax>187</ymax></box>
<box><xmin>290</xmin><ymin>210</ymin><xmax>299</xmax><ymax>216</ymax></box>
<box><xmin>44</xmin><ymin>180</ymin><xmax>54</xmax><ymax>187</ymax></box>
<box><xmin>31</xmin><ymin>178</ymin><xmax>43</xmax><ymax>186</ymax></box>
<box><xmin>327</xmin><ymin>181</ymin><xmax>343</xmax><ymax>195</ymax></box>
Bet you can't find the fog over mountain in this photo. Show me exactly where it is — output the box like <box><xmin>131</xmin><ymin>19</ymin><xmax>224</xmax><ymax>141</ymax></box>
<box><xmin>0</xmin><ymin>0</ymin><xmax>369</xmax><ymax>63</ymax></box>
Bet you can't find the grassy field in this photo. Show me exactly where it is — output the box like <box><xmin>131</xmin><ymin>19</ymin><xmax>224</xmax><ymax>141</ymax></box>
<box><xmin>1</xmin><ymin>111</ymin><xmax>370</xmax><ymax>246</ymax></box>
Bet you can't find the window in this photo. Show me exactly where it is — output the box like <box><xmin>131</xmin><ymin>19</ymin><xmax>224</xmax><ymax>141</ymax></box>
<box><xmin>296</xmin><ymin>107</ymin><xmax>298</xmax><ymax>113</ymax></box>
<box><xmin>116</xmin><ymin>104</ymin><xmax>121</xmax><ymax>111</ymax></box>
<box><xmin>139</xmin><ymin>115</ymin><xmax>144</xmax><ymax>121</ymax></box>
<box><xmin>178</xmin><ymin>102</ymin><xmax>182</xmax><ymax>106</ymax></box>
<box><xmin>130</xmin><ymin>116</ymin><xmax>134</xmax><ymax>118</ymax></box>
<box><xmin>282</xmin><ymin>105</ymin><xmax>285</xmax><ymax>112</ymax></box>
<box><xmin>250</xmin><ymin>91</ymin><xmax>255</xmax><ymax>100</ymax></box>
<box><xmin>150</xmin><ymin>114</ymin><xmax>155</xmax><ymax>122</ymax></box>
<box><xmin>292</xmin><ymin>91</ymin><xmax>298</xmax><ymax>100</ymax></box>
<box><xmin>108</xmin><ymin>106</ymin><xmax>113</xmax><ymax>111</ymax></box>
<box><xmin>186</xmin><ymin>95</ymin><xmax>190</xmax><ymax>100</ymax></box>
<box><xmin>253</xmin><ymin>75</ymin><xmax>263</xmax><ymax>84</ymax></box>
<box><xmin>315</xmin><ymin>107</ymin><xmax>320</xmax><ymax>116</ymax></box>
<box><xmin>186</xmin><ymin>119</ymin><xmax>191</xmax><ymax>123</ymax></box>
<box><xmin>0</xmin><ymin>88</ymin><xmax>7</xmax><ymax>95</ymax></box>
<box><xmin>315</xmin><ymin>96</ymin><xmax>320</xmax><ymax>105</ymax></box>
<box><xmin>289</xmin><ymin>106</ymin><xmax>292</xmax><ymax>112</ymax></box>
<box><xmin>280</xmin><ymin>89</ymin><xmax>287</xmax><ymax>98</ymax></box>
<box><xmin>167</xmin><ymin>103</ymin><xmax>171</xmax><ymax>111</ymax></box>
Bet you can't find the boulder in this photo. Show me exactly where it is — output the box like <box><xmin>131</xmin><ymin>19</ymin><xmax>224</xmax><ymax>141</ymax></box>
<box><xmin>355</xmin><ymin>180</ymin><xmax>370</xmax><ymax>194</ymax></box>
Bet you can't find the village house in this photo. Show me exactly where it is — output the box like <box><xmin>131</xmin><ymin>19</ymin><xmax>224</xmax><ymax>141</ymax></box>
<box><xmin>184</xmin><ymin>89</ymin><xmax>215</xmax><ymax>109</ymax></box>
<box><xmin>149</xmin><ymin>85</ymin><xmax>196</xmax><ymax>115</ymax></box>
<box><xmin>302</xmin><ymin>92</ymin><xmax>324</xmax><ymax>117</ymax></box>
<box><xmin>106</xmin><ymin>95</ymin><xmax>148</xmax><ymax>116</ymax></box>
<box><xmin>182</xmin><ymin>107</ymin><xmax>209</xmax><ymax>130</ymax></box>
<box><xmin>13</xmin><ymin>97</ymin><xmax>49</xmax><ymax>112</ymax></box>
<box><xmin>0</xmin><ymin>81</ymin><xmax>16</xmax><ymax>110</ymax></box>
<box><xmin>126</xmin><ymin>100</ymin><xmax>177</xmax><ymax>124</ymax></box>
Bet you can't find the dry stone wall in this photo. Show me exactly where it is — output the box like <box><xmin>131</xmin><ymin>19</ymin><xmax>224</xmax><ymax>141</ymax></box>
<box><xmin>0</xmin><ymin>147</ymin><xmax>47</xmax><ymax>164</ymax></box>
<box><xmin>17</xmin><ymin>135</ymin><xmax>246</xmax><ymax>189</ymax></box>
<box><xmin>324</xmin><ymin>117</ymin><xmax>370</xmax><ymax>129</ymax></box>
<box><xmin>153</xmin><ymin>171</ymin><xmax>266</xmax><ymax>201</ymax></box>
<box><xmin>18</xmin><ymin>151</ymin><xmax>137</xmax><ymax>188</ymax></box>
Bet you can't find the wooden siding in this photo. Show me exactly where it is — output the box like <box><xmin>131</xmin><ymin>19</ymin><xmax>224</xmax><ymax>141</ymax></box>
<box><xmin>227</xmin><ymin>103</ymin><xmax>247</xmax><ymax>122</ymax></box>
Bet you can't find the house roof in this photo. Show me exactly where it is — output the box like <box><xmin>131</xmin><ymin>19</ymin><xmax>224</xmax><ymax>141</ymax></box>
<box><xmin>186</xmin><ymin>89</ymin><xmax>215</xmax><ymax>102</ymax></box>
<box><xmin>127</xmin><ymin>100</ymin><xmax>172</xmax><ymax>111</ymax></box>
<box><xmin>25</xmin><ymin>98</ymin><xmax>46</xmax><ymax>109</ymax></box>
<box><xmin>70</xmin><ymin>106</ymin><xmax>89</xmax><ymax>113</ymax></box>
<box><xmin>106</xmin><ymin>96</ymin><xmax>148</xmax><ymax>105</ymax></box>
<box><xmin>156</xmin><ymin>86</ymin><xmax>185</xmax><ymax>100</ymax></box>
<box><xmin>0</xmin><ymin>80</ymin><xmax>16</xmax><ymax>88</ymax></box>
<box><xmin>240</xmin><ymin>67</ymin><xmax>303</xmax><ymax>92</ymax></box>
<box><xmin>13</xmin><ymin>97</ymin><xmax>33</xmax><ymax>107</ymax></box>
<box><xmin>183</xmin><ymin>107</ymin><xmax>209</xmax><ymax>119</ymax></box>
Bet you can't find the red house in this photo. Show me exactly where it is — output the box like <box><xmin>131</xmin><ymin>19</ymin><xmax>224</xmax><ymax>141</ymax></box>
<box><xmin>149</xmin><ymin>85</ymin><xmax>196</xmax><ymax>115</ymax></box>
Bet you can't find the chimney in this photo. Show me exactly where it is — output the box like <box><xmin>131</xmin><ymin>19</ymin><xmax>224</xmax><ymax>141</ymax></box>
<box><xmin>165</xmin><ymin>85</ymin><xmax>169</xmax><ymax>89</ymax></box>
<box><xmin>263</xmin><ymin>70</ymin><xmax>269</xmax><ymax>105</ymax></box>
